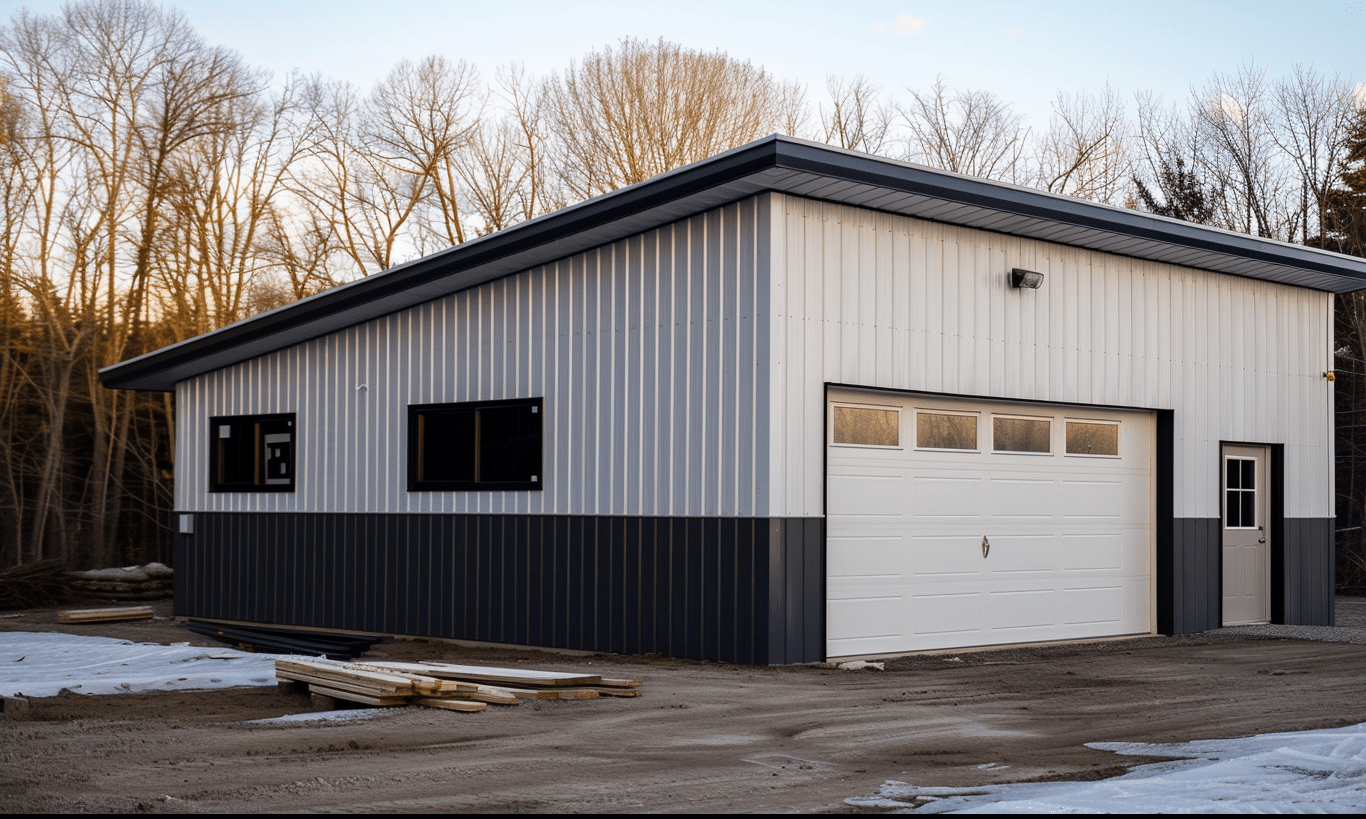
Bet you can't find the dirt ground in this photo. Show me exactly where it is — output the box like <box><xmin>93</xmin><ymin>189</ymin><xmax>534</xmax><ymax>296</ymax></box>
<box><xmin>4</xmin><ymin>601</ymin><xmax>1366</xmax><ymax>813</ymax></box>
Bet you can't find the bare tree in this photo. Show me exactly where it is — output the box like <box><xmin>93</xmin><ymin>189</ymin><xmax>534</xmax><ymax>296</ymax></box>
<box><xmin>775</xmin><ymin>79</ymin><xmax>811</xmax><ymax>141</ymax></box>
<box><xmin>899</xmin><ymin>76</ymin><xmax>1030</xmax><ymax>182</ymax></box>
<box><xmin>290</xmin><ymin>77</ymin><xmax>415</xmax><ymax>275</ymax></box>
<box><xmin>154</xmin><ymin>75</ymin><xmax>306</xmax><ymax>337</ymax></box>
<box><xmin>0</xmin><ymin>0</ymin><xmax>270</xmax><ymax>567</ymax></box>
<box><xmin>1271</xmin><ymin>66</ymin><xmax>1358</xmax><ymax>245</ymax></box>
<box><xmin>441</xmin><ymin>64</ymin><xmax>558</xmax><ymax>239</ymax></box>
<box><xmin>291</xmin><ymin>57</ymin><xmax>481</xmax><ymax>273</ymax></box>
<box><xmin>453</xmin><ymin>116</ymin><xmax>532</xmax><ymax>237</ymax></box>
<box><xmin>1132</xmin><ymin>92</ymin><xmax>1220</xmax><ymax>221</ymax></box>
<box><xmin>495</xmin><ymin>64</ymin><xmax>561</xmax><ymax>219</ymax></box>
<box><xmin>372</xmin><ymin>56</ymin><xmax>481</xmax><ymax>253</ymax></box>
<box><xmin>1035</xmin><ymin>85</ymin><xmax>1132</xmax><ymax>204</ymax></box>
<box><xmin>1190</xmin><ymin>64</ymin><xmax>1295</xmax><ymax>239</ymax></box>
<box><xmin>0</xmin><ymin>76</ymin><xmax>27</xmax><ymax>556</ymax></box>
<box><xmin>548</xmin><ymin>37</ymin><xmax>793</xmax><ymax>199</ymax></box>
<box><xmin>819</xmin><ymin>74</ymin><xmax>893</xmax><ymax>156</ymax></box>
<box><xmin>257</xmin><ymin>206</ymin><xmax>343</xmax><ymax>302</ymax></box>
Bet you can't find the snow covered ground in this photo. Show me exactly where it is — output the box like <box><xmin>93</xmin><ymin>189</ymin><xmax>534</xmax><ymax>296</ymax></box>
<box><xmin>4</xmin><ymin>631</ymin><xmax>1365</xmax><ymax>811</ymax></box>
<box><xmin>848</xmin><ymin>724</ymin><xmax>1366</xmax><ymax>813</ymax></box>
<box><xmin>0</xmin><ymin>631</ymin><xmax>279</xmax><ymax>697</ymax></box>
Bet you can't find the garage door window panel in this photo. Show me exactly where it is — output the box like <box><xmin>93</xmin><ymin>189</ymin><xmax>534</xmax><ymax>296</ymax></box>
<box><xmin>832</xmin><ymin>406</ymin><xmax>900</xmax><ymax>447</ymax></box>
<box><xmin>915</xmin><ymin>411</ymin><xmax>978</xmax><ymax>450</ymax></box>
<box><xmin>1065</xmin><ymin>420</ymin><xmax>1120</xmax><ymax>457</ymax></box>
<box><xmin>993</xmin><ymin>416</ymin><xmax>1052</xmax><ymax>454</ymax></box>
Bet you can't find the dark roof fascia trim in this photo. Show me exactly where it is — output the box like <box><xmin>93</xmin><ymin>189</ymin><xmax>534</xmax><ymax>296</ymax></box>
<box><xmin>101</xmin><ymin>135</ymin><xmax>1366</xmax><ymax>391</ymax></box>
<box><xmin>770</xmin><ymin>140</ymin><xmax>1365</xmax><ymax>285</ymax></box>
<box><xmin>98</xmin><ymin>139</ymin><xmax>788</xmax><ymax>391</ymax></box>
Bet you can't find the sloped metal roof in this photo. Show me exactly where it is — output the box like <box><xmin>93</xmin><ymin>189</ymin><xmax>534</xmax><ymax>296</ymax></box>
<box><xmin>101</xmin><ymin>135</ymin><xmax>1366</xmax><ymax>391</ymax></box>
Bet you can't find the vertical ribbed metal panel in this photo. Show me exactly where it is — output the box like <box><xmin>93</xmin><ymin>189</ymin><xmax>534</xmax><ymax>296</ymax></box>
<box><xmin>1165</xmin><ymin>517</ymin><xmax>1221</xmax><ymax>633</ymax></box>
<box><xmin>178</xmin><ymin>198</ymin><xmax>770</xmax><ymax>517</ymax></box>
<box><xmin>1281</xmin><ymin>517</ymin><xmax>1335</xmax><ymax>625</ymax></box>
<box><xmin>175</xmin><ymin>511</ymin><xmax>823</xmax><ymax>664</ymax></box>
<box><xmin>767</xmin><ymin>194</ymin><xmax>1334</xmax><ymax>521</ymax></box>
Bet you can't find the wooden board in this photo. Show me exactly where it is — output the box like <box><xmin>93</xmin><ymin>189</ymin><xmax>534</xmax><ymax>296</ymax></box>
<box><xmin>455</xmin><ymin>688</ymin><xmax>521</xmax><ymax>705</ymax></box>
<box><xmin>304</xmin><ymin>683</ymin><xmax>407</xmax><ymax>707</ymax></box>
<box><xmin>342</xmin><ymin>663</ymin><xmax>472</xmax><ymax>696</ymax></box>
<box><xmin>579</xmin><ymin>686</ymin><xmax>642</xmax><ymax>698</ymax></box>
<box><xmin>416</xmin><ymin>662</ymin><xmax>603</xmax><ymax>687</ymax></box>
<box><xmin>412</xmin><ymin>697</ymin><xmax>487</xmax><ymax>713</ymax></box>
<box><xmin>599</xmin><ymin>678</ymin><xmax>644</xmax><ymax>689</ymax></box>
<box><xmin>275</xmin><ymin>660</ymin><xmax>416</xmax><ymax>696</ymax></box>
<box><xmin>56</xmin><ymin>606</ymin><xmax>154</xmax><ymax>623</ymax></box>
<box><xmin>275</xmin><ymin>670</ymin><xmax>409</xmax><ymax>699</ymax></box>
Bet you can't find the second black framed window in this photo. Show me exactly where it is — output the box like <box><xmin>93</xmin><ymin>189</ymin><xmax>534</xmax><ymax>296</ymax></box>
<box><xmin>408</xmin><ymin>398</ymin><xmax>543</xmax><ymax>491</ymax></box>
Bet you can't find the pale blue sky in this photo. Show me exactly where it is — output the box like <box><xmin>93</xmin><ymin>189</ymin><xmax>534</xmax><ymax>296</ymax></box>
<box><xmin>7</xmin><ymin>1</ymin><xmax>1365</xmax><ymax>127</ymax></box>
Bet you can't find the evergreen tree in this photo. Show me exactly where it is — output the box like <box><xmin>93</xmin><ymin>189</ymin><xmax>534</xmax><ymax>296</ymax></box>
<box><xmin>1316</xmin><ymin>108</ymin><xmax>1366</xmax><ymax>257</ymax></box>
<box><xmin>1132</xmin><ymin>155</ymin><xmax>1223</xmax><ymax>225</ymax></box>
<box><xmin>1327</xmin><ymin>107</ymin><xmax>1366</xmax><ymax>588</ymax></box>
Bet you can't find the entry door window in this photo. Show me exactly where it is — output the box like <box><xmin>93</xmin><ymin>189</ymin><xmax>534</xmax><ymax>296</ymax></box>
<box><xmin>1225</xmin><ymin>457</ymin><xmax>1257</xmax><ymax>528</ymax></box>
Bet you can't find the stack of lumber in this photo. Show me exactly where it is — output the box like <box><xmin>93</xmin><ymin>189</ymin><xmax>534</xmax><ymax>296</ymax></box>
<box><xmin>275</xmin><ymin>657</ymin><xmax>643</xmax><ymax>712</ymax></box>
<box><xmin>276</xmin><ymin>658</ymin><xmax>497</xmax><ymax>711</ymax></box>
<box><xmin>57</xmin><ymin>605</ymin><xmax>154</xmax><ymax>623</ymax></box>
<box><xmin>405</xmin><ymin>661</ymin><xmax>643</xmax><ymax>699</ymax></box>
<box><xmin>186</xmin><ymin>620</ymin><xmax>390</xmax><ymax>659</ymax></box>
<box><xmin>66</xmin><ymin>563</ymin><xmax>173</xmax><ymax>600</ymax></box>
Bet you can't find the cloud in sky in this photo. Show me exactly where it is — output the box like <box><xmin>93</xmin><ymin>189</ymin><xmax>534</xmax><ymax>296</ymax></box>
<box><xmin>1001</xmin><ymin>26</ymin><xmax>1023</xmax><ymax>38</ymax></box>
<box><xmin>1355</xmin><ymin>82</ymin><xmax>1366</xmax><ymax>104</ymax></box>
<box><xmin>1219</xmin><ymin>92</ymin><xmax>1247</xmax><ymax>122</ymax></box>
<box><xmin>894</xmin><ymin>14</ymin><xmax>928</xmax><ymax>34</ymax></box>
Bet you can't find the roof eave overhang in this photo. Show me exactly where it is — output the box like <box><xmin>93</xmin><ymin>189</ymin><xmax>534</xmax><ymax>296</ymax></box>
<box><xmin>100</xmin><ymin>136</ymin><xmax>1366</xmax><ymax>392</ymax></box>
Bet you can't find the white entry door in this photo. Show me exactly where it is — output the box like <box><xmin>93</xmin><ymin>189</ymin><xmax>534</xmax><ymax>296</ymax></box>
<box><xmin>826</xmin><ymin>392</ymin><xmax>1154</xmax><ymax>657</ymax></box>
<box><xmin>1222</xmin><ymin>444</ymin><xmax>1270</xmax><ymax>625</ymax></box>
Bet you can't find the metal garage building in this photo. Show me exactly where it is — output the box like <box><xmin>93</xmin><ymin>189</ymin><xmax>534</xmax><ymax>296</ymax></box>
<box><xmin>101</xmin><ymin>136</ymin><xmax>1366</xmax><ymax>663</ymax></box>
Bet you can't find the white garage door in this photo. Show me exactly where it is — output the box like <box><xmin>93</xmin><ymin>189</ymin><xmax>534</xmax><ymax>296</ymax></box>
<box><xmin>826</xmin><ymin>391</ymin><xmax>1154</xmax><ymax>657</ymax></box>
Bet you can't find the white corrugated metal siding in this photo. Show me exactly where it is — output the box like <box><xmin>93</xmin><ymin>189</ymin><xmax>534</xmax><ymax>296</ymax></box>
<box><xmin>177</xmin><ymin>198</ymin><xmax>771</xmax><ymax>516</ymax></box>
<box><xmin>766</xmin><ymin>193</ymin><xmax>1333</xmax><ymax>520</ymax></box>
<box><xmin>176</xmin><ymin>191</ymin><xmax>1334</xmax><ymax>524</ymax></box>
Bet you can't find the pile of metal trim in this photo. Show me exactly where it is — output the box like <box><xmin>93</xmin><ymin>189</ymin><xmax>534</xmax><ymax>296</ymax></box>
<box><xmin>183</xmin><ymin>620</ymin><xmax>390</xmax><ymax>659</ymax></box>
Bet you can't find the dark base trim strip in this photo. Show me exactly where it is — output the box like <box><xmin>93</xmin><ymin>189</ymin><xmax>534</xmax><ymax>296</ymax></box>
<box><xmin>1159</xmin><ymin>515</ymin><xmax>1334</xmax><ymax>633</ymax></box>
<box><xmin>174</xmin><ymin>512</ymin><xmax>824</xmax><ymax>665</ymax></box>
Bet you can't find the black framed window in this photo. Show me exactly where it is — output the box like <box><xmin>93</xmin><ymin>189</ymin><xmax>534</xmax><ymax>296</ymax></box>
<box><xmin>408</xmin><ymin>398</ymin><xmax>543</xmax><ymax>491</ymax></box>
<box><xmin>209</xmin><ymin>414</ymin><xmax>295</xmax><ymax>492</ymax></box>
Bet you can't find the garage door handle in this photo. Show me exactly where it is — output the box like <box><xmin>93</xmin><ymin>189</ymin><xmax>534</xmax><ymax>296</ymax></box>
<box><xmin>982</xmin><ymin>535</ymin><xmax>990</xmax><ymax>558</ymax></box>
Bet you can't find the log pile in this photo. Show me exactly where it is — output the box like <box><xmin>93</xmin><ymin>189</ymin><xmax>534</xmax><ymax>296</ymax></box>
<box><xmin>66</xmin><ymin>563</ymin><xmax>173</xmax><ymax>600</ymax></box>
<box><xmin>276</xmin><ymin>657</ymin><xmax>642</xmax><ymax>712</ymax></box>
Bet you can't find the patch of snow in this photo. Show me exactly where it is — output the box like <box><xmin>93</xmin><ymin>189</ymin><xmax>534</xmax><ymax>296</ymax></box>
<box><xmin>0</xmin><ymin>632</ymin><xmax>283</xmax><ymax>697</ymax></box>
<box><xmin>250</xmin><ymin>708</ymin><xmax>392</xmax><ymax>724</ymax></box>
<box><xmin>848</xmin><ymin>722</ymin><xmax>1366</xmax><ymax>813</ymax></box>
<box><xmin>837</xmin><ymin>660</ymin><xmax>885</xmax><ymax>671</ymax></box>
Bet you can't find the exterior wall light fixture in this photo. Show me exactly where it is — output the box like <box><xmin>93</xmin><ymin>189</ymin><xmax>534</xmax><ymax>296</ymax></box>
<box><xmin>1010</xmin><ymin>268</ymin><xmax>1045</xmax><ymax>289</ymax></box>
